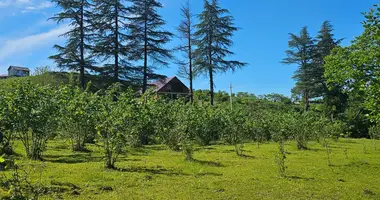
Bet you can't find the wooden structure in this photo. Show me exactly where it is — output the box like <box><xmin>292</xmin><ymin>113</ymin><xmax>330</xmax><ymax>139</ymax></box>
<box><xmin>149</xmin><ymin>76</ymin><xmax>190</xmax><ymax>99</ymax></box>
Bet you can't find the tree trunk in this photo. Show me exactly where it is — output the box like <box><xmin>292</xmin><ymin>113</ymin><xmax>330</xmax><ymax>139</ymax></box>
<box><xmin>142</xmin><ymin>5</ymin><xmax>148</xmax><ymax>94</ymax></box>
<box><xmin>209</xmin><ymin>67</ymin><xmax>214</xmax><ymax>106</ymax></box>
<box><xmin>304</xmin><ymin>90</ymin><xmax>310</xmax><ymax>111</ymax></box>
<box><xmin>79</xmin><ymin>0</ymin><xmax>85</xmax><ymax>88</ymax></box>
<box><xmin>187</xmin><ymin>13</ymin><xmax>193</xmax><ymax>103</ymax></box>
<box><xmin>114</xmin><ymin>2</ymin><xmax>119</xmax><ymax>82</ymax></box>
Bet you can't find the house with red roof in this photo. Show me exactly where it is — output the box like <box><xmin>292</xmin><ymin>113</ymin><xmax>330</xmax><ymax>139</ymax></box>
<box><xmin>148</xmin><ymin>76</ymin><xmax>190</xmax><ymax>99</ymax></box>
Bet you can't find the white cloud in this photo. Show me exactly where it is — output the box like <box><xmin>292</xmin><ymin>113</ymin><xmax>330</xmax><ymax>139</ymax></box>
<box><xmin>0</xmin><ymin>24</ymin><xmax>70</xmax><ymax>62</ymax></box>
<box><xmin>22</xmin><ymin>1</ymin><xmax>52</xmax><ymax>12</ymax></box>
<box><xmin>0</xmin><ymin>0</ymin><xmax>31</xmax><ymax>7</ymax></box>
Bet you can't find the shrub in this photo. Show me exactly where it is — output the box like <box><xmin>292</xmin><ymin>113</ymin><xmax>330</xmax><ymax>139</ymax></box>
<box><xmin>95</xmin><ymin>84</ymin><xmax>136</xmax><ymax>169</ymax></box>
<box><xmin>58</xmin><ymin>83</ymin><xmax>98</xmax><ymax>151</ymax></box>
<box><xmin>222</xmin><ymin>108</ymin><xmax>250</xmax><ymax>156</ymax></box>
<box><xmin>1</xmin><ymin>80</ymin><xmax>59</xmax><ymax>160</ymax></box>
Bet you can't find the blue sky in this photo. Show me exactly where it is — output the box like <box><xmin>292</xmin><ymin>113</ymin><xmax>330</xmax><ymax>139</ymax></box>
<box><xmin>0</xmin><ymin>0</ymin><xmax>377</xmax><ymax>96</ymax></box>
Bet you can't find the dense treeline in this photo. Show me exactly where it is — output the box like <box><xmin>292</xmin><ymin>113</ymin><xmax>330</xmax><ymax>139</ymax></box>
<box><xmin>280</xmin><ymin>6</ymin><xmax>380</xmax><ymax>138</ymax></box>
<box><xmin>0</xmin><ymin>78</ymin><xmax>347</xmax><ymax>169</ymax></box>
<box><xmin>49</xmin><ymin>0</ymin><xmax>245</xmax><ymax>105</ymax></box>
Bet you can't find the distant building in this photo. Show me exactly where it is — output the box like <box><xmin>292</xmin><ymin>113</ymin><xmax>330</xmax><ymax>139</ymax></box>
<box><xmin>0</xmin><ymin>75</ymin><xmax>8</xmax><ymax>79</ymax></box>
<box><xmin>8</xmin><ymin>66</ymin><xmax>30</xmax><ymax>77</ymax></box>
<box><xmin>149</xmin><ymin>76</ymin><xmax>190</xmax><ymax>99</ymax></box>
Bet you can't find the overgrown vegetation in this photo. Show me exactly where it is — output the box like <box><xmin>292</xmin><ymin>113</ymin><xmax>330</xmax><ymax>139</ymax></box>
<box><xmin>1</xmin><ymin>1</ymin><xmax>380</xmax><ymax>199</ymax></box>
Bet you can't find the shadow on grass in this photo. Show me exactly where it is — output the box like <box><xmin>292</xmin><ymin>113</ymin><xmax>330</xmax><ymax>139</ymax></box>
<box><xmin>287</xmin><ymin>175</ymin><xmax>315</xmax><ymax>181</ymax></box>
<box><xmin>222</xmin><ymin>149</ymin><xmax>252</xmax><ymax>153</ymax></box>
<box><xmin>194</xmin><ymin>147</ymin><xmax>217</xmax><ymax>152</ymax></box>
<box><xmin>43</xmin><ymin>153</ymin><xmax>103</xmax><ymax>164</ymax></box>
<box><xmin>344</xmin><ymin>160</ymin><xmax>370</xmax><ymax>167</ymax></box>
<box><xmin>192</xmin><ymin>159</ymin><xmax>224</xmax><ymax>167</ymax></box>
<box><xmin>143</xmin><ymin>146</ymin><xmax>167</xmax><ymax>151</ymax></box>
<box><xmin>115</xmin><ymin>166</ymin><xmax>188</xmax><ymax>176</ymax></box>
<box><xmin>195</xmin><ymin>172</ymin><xmax>223</xmax><ymax>177</ymax></box>
<box><xmin>51</xmin><ymin>180</ymin><xmax>81</xmax><ymax>190</ymax></box>
<box><xmin>49</xmin><ymin>144</ymin><xmax>71</xmax><ymax>151</ymax></box>
<box><xmin>129</xmin><ymin>148</ymin><xmax>151</xmax><ymax>156</ymax></box>
<box><xmin>239</xmin><ymin>154</ymin><xmax>256</xmax><ymax>159</ymax></box>
<box><xmin>307</xmin><ymin>148</ymin><xmax>324</xmax><ymax>152</ymax></box>
<box><xmin>40</xmin><ymin>181</ymin><xmax>81</xmax><ymax>196</ymax></box>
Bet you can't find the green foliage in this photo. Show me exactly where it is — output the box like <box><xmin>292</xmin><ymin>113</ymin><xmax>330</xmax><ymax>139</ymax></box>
<box><xmin>282</xmin><ymin>27</ymin><xmax>315</xmax><ymax>111</ymax></box>
<box><xmin>274</xmin><ymin>140</ymin><xmax>286</xmax><ymax>177</ymax></box>
<box><xmin>325</xmin><ymin>5</ymin><xmax>380</xmax><ymax>126</ymax></box>
<box><xmin>194</xmin><ymin>0</ymin><xmax>246</xmax><ymax>105</ymax></box>
<box><xmin>222</xmin><ymin>108</ymin><xmax>250</xmax><ymax>156</ymax></box>
<box><xmin>91</xmin><ymin>0</ymin><xmax>138</xmax><ymax>81</ymax></box>
<box><xmin>369</xmin><ymin>125</ymin><xmax>380</xmax><ymax>140</ymax></box>
<box><xmin>0</xmin><ymin>156</ymin><xmax>45</xmax><ymax>200</ymax></box>
<box><xmin>369</xmin><ymin>125</ymin><xmax>380</xmax><ymax>150</ymax></box>
<box><xmin>50</xmin><ymin>0</ymin><xmax>94</xmax><ymax>88</ymax></box>
<box><xmin>58</xmin><ymin>82</ymin><xmax>98</xmax><ymax>151</ymax></box>
<box><xmin>95</xmin><ymin>84</ymin><xmax>136</xmax><ymax>169</ymax></box>
<box><xmin>128</xmin><ymin>0</ymin><xmax>173</xmax><ymax>93</ymax></box>
<box><xmin>1</xmin><ymin>80</ymin><xmax>59</xmax><ymax>160</ymax></box>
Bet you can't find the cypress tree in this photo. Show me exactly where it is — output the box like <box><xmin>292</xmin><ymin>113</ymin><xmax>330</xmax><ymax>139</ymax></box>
<box><xmin>314</xmin><ymin>21</ymin><xmax>345</xmax><ymax>118</ymax></box>
<box><xmin>50</xmin><ymin>0</ymin><xmax>93</xmax><ymax>88</ymax></box>
<box><xmin>91</xmin><ymin>0</ymin><xmax>138</xmax><ymax>82</ymax></box>
<box><xmin>314</xmin><ymin>21</ymin><xmax>343</xmax><ymax>96</ymax></box>
<box><xmin>128</xmin><ymin>0</ymin><xmax>173</xmax><ymax>93</ymax></box>
<box><xmin>282</xmin><ymin>27</ymin><xmax>315</xmax><ymax>111</ymax></box>
<box><xmin>194</xmin><ymin>0</ymin><xmax>246</xmax><ymax>106</ymax></box>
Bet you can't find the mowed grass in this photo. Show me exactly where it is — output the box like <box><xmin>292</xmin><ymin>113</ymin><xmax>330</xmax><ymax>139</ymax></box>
<box><xmin>7</xmin><ymin>139</ymin><xmax>380</xmax><ymax>200</ymax></box>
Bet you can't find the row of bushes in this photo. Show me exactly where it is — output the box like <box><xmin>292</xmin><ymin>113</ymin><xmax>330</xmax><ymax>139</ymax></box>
<box><xmin>0</xmin><ymin>79</ymin><xmax>379</xmax><ymax>169</ymax></box>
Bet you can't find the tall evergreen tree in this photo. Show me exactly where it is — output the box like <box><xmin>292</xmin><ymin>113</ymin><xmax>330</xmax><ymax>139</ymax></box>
<box><xmin>194</xmin><ymin>0</ymin><xmax>246</xmax><ymax>106</ymax></box>
<box><xmin>282</xmin><ymin>27</ymin><xmax>315</xmax><ymax>111</ymax></box>
<box><xmin>50</xmin><ymin>0</ymin><xmax>93</xmax><ymax>88</ymax></box>
<box><xmin>314</xmin><ymin>21</ymin><xmax>345</xmax><ymax>118</ymax></box>
<box><xmin>176</xmin><ymin>0</ymin><xmax>195</xmax><ymax>102</ymax></box>
<box><xmin>91</xmin><ymin>0</ymin><xmax>138</xmax><ymax>82</ymax></box>
<box><xmin>314</xmin><ymin>21</ymin><xmax>343</xmax><ymax>96</ymax></box>
<box><xmin>128</xmin><ymin>0</ymin><xmax>173</xmax><ymax>93</ymax></box>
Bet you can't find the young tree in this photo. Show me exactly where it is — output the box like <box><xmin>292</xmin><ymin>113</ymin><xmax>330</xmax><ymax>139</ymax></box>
<box><xmin>91</xmin><ymin>0</ymin><xmax>139</xmax><ymax>82</ymax></box>
<box><xmin>50</xmin><ymin>0</ymin><xmax>94</xmax><ymax>88</ymax></box>
<box><xmin>128</xmin><ymin>0</ymin><xmax>173</xmax><ymax>93</ymax></box>
<box><xmin>3</xmin><ymin>80</ymin><xmax>58</xmax><ymax>160</ymax></box>
<box><xmin>222</xmin><ymin>108</ymin><xmax>250</xmax><ymax>156</ymax></box>
<box><xmin>176</xmin><ymin>1</ymin><xmax>195</xmax><ymax>102</ymax></box>
<box><xmin>282</xmin><ymin>27</ymin><xmax>315</xmax><ymax>111</ymax></box>
<box><xmin>59</xmin><ymin>83</ymin><xmax>97</xmax><ymax>151</ymax></box>
<box><xmin>95</xmin><ymin>84</ymin><xmax>136</xmax><ymax>169</ymax></box>
<box><xmin>194</xmin><ymin>0</ymin><xmax>246</xmax><ymax>105</ymax></box>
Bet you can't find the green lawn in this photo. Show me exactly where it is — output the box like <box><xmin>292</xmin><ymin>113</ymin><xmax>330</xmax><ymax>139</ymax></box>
<box><xmin>5</xmin><ymin>139</ymin><xmax>380</xmax><ymax>199</ymax></box>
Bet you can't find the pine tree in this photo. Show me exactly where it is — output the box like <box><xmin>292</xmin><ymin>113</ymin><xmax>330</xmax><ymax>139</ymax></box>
<box><xmin>314</xmin><ymin>21</ymin><xmax>343</xmax><ymax>96</ymax></box>
<box><xmin>194</xmin><ymin>0</ymin><xmax>246</xmax><ymax>106</ymax></box>
<box><xmin>91</xmin><ymin>0</ymin><xmax>138</xmax><ymax>82</ymax></box>
<box><xmin>314</xmin><ymin>21</ymin><xmax>345</xmax><ymax>118</ymax></box>
<box><xmin>282</xmin><ymin>27</ymin><xmax>315</xmax><ymax>111</ymax></box>
<box><xmin>50</xmin><ymin>0</ymin><xmax>94</xmax><ymax>88</ymax></box>
<box><xmin>176</xmin><ymin>0</ymin><xmax>195</xmax><ymax>102</ymax></box>
<box><xmin>127</xmin><ymin>0</ymin><xmax>173</xmax><ymax>93</ymax></box>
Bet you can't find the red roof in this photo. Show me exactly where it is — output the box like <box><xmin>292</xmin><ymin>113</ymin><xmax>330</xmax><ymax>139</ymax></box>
<box><xmin>149</xmin><ymin>76</ymin><xmax>189</xmax><ymax>93</ymax></box>
<box><xmin>151</xmin><ymin>77</ymin><xmax>176</xmax><ymax>92</ymax></box>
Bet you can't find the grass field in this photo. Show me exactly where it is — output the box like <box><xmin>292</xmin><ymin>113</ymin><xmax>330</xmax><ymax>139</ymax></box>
<box><xmin>4</xmin><ymin>139</ymin><xmax>380</xmax><ymax>200</ymax></box>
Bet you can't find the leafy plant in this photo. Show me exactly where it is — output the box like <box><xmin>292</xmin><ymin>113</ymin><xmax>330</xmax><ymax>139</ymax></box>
<box><xmin>95</xmin><ymin>84</ymin><xmax>136</xmax><ymax>169</ymax></box>
<box><xmin>58</xmin><ymin>82</ymin><xmax>98</xmax><ymax>151</ymax></box>
<box><xmin>369</xmin><ymin>125</ymin><xmax>380</xmax><ymax>150</ymax></box>
<box><xmin>2</xmin><ymin>80</ymin><xmax>59</xmax><ymax>160</ymax></box>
